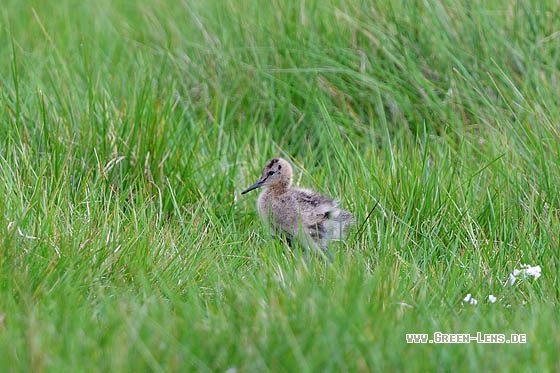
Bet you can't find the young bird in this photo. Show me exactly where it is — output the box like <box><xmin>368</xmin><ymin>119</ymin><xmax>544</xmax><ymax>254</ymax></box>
<box><xmin>242</xmin><ymin>158</ymin><xmax>353</xmax><ymax>259</ymax></box>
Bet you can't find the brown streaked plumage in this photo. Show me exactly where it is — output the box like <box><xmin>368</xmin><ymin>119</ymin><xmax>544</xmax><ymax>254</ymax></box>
<box><xmin>242</xmin><ymin>158</ymin><xmax>354</xmax><ymax>259</ymax></box>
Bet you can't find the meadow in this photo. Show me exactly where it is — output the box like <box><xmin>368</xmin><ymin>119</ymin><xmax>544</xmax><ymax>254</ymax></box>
<box><xmin>1</xmin><ymin>0</ymin><xmax>559</xmax><ymax>371</ymax></box>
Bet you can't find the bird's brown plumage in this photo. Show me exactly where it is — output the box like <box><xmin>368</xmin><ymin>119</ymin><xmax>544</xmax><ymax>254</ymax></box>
<box><xmin>242</xmin><ymin>158</ymin><xmax>353</xmax><ymax>258</ymax></box>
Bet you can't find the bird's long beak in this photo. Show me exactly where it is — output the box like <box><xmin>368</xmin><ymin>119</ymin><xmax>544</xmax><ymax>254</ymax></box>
<box><xmin>242</xmin><ymin>179</ymin><xmax>264</xmax><ymax>194</ymax></box>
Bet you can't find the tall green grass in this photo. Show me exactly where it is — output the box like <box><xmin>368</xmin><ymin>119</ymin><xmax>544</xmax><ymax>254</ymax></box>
<box><xmin>1</xmin><ymin>0</ymin><xmax>559</xmax><ymax>370</ymax></box>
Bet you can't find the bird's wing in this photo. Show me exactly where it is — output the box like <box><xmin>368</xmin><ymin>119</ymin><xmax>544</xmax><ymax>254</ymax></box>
<box><xmin>293</xmin><ymin>189</ymin><xmax>336</xmax><ymax>238</ymax></box>
<box><xmin>295</xmin><ymin>188</ymin><xmax>354</xmax><ymax>240</ymax></box>
<box><xmin>295</xmin><ymin>189</ymin><xmax>336</xmax><ymax>218</ymax></box>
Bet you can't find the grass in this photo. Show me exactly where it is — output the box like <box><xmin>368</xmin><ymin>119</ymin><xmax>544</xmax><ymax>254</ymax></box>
<box><xmin>1</xmin><ymin>0</ymin><xmax>559</xmax><ymax>370</ymax></box>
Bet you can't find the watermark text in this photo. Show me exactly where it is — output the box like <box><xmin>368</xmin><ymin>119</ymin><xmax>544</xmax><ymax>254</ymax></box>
<box><xmin>406</xmin><ymin>332</ymin><xmax>526</xmax><ymax>344</ymax></box>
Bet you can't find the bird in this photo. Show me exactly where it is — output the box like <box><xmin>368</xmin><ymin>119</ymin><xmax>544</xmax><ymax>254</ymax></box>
<box><xmin>242</xmin><ymin>157</ymin><xmax>354</xmax><ymax>259</ymax></box>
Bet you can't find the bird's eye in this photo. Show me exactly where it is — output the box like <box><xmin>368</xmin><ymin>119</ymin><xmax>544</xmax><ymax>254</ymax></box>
<box><xmin>268</xmin><ymin>171</ymin><xmax>275</xmax><ymax>176</ymax></box>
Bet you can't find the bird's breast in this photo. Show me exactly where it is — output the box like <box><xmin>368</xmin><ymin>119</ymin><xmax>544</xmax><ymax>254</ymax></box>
<box><xmin>257</xmin><ymin>191</ymin><xmax>298</xmax><ymax>227</ymax></box>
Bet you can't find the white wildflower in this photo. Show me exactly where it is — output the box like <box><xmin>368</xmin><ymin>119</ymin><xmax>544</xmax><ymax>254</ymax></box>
<box><xmin>488</xmin><ymin>295</ymin><xmax>497</xmax><ymax>303</ymax></box>
<box><xmin>463</xmin><ymin>293</ymin><xmax>477</xmax><ymax>305</ymax></box>
<box><xmin>508</xmin><ymin>264</ymin><xmax>542</xmax><ymax>286</ymax></box>
<box><xmin>522</xmin><ymin>264</ymin><xmax>541</xmax><ymax>279</ymax></box>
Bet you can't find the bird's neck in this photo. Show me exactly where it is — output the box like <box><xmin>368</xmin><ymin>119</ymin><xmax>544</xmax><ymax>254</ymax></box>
<box><xmin>269</xmin><ymin>182</ymin><xmax>290</xmax><ymax>194</ymax></box>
